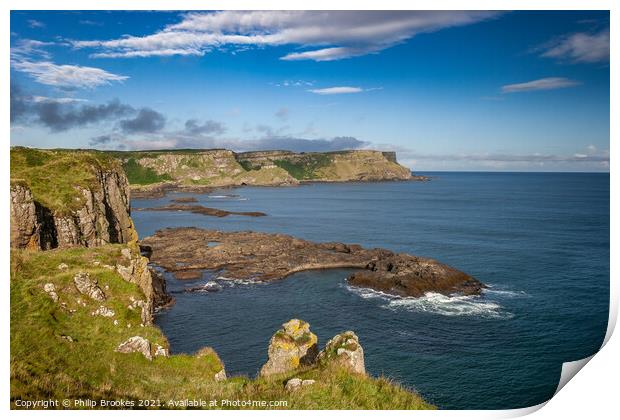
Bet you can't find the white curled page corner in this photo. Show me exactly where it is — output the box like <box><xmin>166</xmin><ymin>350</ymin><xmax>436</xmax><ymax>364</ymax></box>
<box><xmin>554</xmin><ymin>355</ymin><xmax>595</xmax><ymax>396</ymax></box>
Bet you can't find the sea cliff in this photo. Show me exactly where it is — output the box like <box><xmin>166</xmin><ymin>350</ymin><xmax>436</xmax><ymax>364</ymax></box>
<box><xmin>108</xmin><ymin>148</ymin><xmax>419</xmax><ymax>196</ymax></box>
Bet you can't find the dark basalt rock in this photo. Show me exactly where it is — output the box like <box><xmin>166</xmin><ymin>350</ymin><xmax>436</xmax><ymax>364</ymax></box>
<box><xmin>134</xmin><ymin>204</ymin><xmax>266</xmax><ymax>218</ymax></box>
<box><xmin>141</xmin><ymin>227</ymin><xmax>484</xmax><ymax>298</ymax></box>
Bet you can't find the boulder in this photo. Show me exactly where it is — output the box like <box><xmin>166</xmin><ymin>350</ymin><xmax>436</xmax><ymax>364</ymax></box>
<box><xmin>285</xmin><ymin>378</ymin><xmax>316</xmax><ymax>391</ymax></box>
<box><xmin>73</xmin><ymin>272</ymin><xmax>106</xmax><ymax>301</ymax></box>
<box><xmin>116</xmin><ymin>336</ymin><xmax>152</xmax><ymax>361</ymax></box>
<box><xmin>317</xmin><ymin>331</ymin><xmax>365</xmax><ymax>375</ymax></box>
<box><xmin>259</xmin><ymin>319</ymin><xmax>318</xmax><ymax>377</ymax></box>
<box><xmin>43</xmin><ymin>283</ymin><xmax>58</xmax><ymax>302</ymax></box>
<box><xmin>57</xmin><ymin>263</ymin><xmax>69</xmax><ymax>271</ymax></box>
<box><xmin>91</xmin><ymin>306</ymin><xmax>115</xmax><ymax>317</ymax></box>
<box><xmin>154</xmin><ymin>344</ymin><xmax>169</xmax><ymax>358</ymax></box>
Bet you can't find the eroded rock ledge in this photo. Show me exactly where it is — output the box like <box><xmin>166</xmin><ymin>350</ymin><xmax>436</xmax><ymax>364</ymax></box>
<box><xmin>141</xmin><ymin>227</ymin><xmax>484</xmax><ymax>297</ymax></box>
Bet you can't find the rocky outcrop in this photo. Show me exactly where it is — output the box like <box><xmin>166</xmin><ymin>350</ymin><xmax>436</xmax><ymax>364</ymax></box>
<box><xmin>116</xmin><ymin>246</ymin><xmax>172</xmax><ymax>325</ymax></box>
<box><xmin>73</xmin><ymin>272</ymin><xmax>106</xmax><ymax>302</ymax></box>
<box><xmin>10</xmin><ymin>169</ymin><xmax>135</xmax><ymax>250</ymax></box>
<box><xmin>134</xmin><ymin>204</ymin><xmax>267</xmax><ymax>218</ymax></box>
<box><xmin>317</xmin><ymin>331</ymin><xmax>365</xmax><ymax>375</ymax></box>
<box><xmin>285</xmin><ymin>378</ymin><xmax>316</xmax><ymax>391</ymax></box>
<box><xmin>115</xmin><ymin>336</ymin><xmax>170</xmax><ymax>361</ymax></box>
<box><xmin>260</xmin><ymin>319</ymin><xmax>319</xmax><ymax>377</ymax></box>
<box><xmin>141</xmin><ymin>227</ymin><xmax>485</xmax><ymax>298</ymax></box>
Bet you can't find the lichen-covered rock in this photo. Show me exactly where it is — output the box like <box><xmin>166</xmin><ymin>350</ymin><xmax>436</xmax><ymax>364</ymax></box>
<box><xmin>154</xmin><ymin>344</ymin><xmax>169</xmax><ymax>358</ymax></box>
<box><xmin>43</xmin><ymin>283</ymin><xmax>58</xmax><ymax>302</ymax></box>
<box><xmin>317</xmin><ymin>331</ymin><xmax>366</xmax><ymax>375</ymax></box>
<box><xmin>91</xmin><ymin>306</ymin><xmax>115</xmax><ymax>317</ymax></box>
<box><xmin>259</xmin><ymin>319</ymin><xmax>318</xmax><ymax>377</ymax></box>
<box><xmin>285</xmin><ymin>378</ymin><xmax>316</xmax><ymax>391</ymax></box>
<box><xmin>116</xmin><ymin>250</ymin><xmax>172</xmax><ymax>325</ymax></box>
<box><xmin>73</xmin><ymin>272</ymin><xmax>106</xmax><ymax>301</ymax></box>
<box><xmin>214</xmin><ymin>369</ymin><xmax>227</xmax><ymax>382</ymax></box>
<box><xmin>116</xmin><ymin>336</ymin><xmax>152</xmax><ymax>361</ymax></box>
<box><xmin>57</xmin><ymin>263</ymin><xmax>69</xmax><ymax>271</ymax></box>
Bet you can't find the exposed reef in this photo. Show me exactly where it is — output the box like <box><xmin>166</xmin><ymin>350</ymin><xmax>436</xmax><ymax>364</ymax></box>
<box><xmin>134</xmin><ymin>204</ymin><xmax>267</xmax><ymax>218</ymax></box>
<box><xmin>141</xmin><ymin>227</ymin><xmax>484</xmax><ymax>297</ymax></box>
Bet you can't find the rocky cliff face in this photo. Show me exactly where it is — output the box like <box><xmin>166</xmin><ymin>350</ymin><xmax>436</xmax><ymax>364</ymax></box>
<box><xmin>236</xmin><ymin>149</ymin><xmax>413</xmax><ymax>182</ymax></box>
<box><xmin>10</xmin><ymin>157</ymin><xmax>136</xmax><ymax>250</ymax></box>
<box><xmin>113</xmin><ymin>148</ymin><xmax>415</xmax><ymax>192</ymax></box>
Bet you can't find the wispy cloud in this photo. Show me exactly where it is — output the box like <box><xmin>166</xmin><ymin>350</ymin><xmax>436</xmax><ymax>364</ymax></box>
<box><xmin>540</xmin><ymin>29</ymin><xmax>609</xmax><ymax>63</ymax></box>
<box><xmin>308</xmin><ymin>86</ymin><xmax>364</xmax><ymax>95</ymax></box>
<box><xmin>72</xmin><ymin>11</ymin><xmax>499</xmax><ymax>61</ymax></box>
<box><xmin>501</xmin><ymin>77</ymin><xmax>580</xmax><ymax>94</ymax></box>
<box><xmin>11</xmin><ymin>59</ymin><xmax>128</xmax><ymax>89</ymax></box>
<box><xmin>27</xmin><ymin>19</ymin><xmax>45</xmax><ymax>28</ymax></box>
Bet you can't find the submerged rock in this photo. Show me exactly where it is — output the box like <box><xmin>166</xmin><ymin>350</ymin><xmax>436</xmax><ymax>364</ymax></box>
<box><xmin>317</xmin><ymin>331</ymin><xmax>365</xmax><ymax>375</ymax></box>
<box><xmin>73</xmin><ymin>272</ymin><xmax>106</xmax><ymax>301</ymax></box>
<box><xmin>260</xmin><ymin>319</ymin><xmax>318</xmax><ymax>377</ymax></box>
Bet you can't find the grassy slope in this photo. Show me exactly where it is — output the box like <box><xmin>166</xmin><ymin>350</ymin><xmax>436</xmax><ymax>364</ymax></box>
<box><xmin>10</xmin><ymin>147</ymin><xmax>120</xmax><ymax>215</ymax></box>
<box><xmin>11</xmin><ymin>246</ymin><xmax>433</xmax><ymax>409</ymax></box>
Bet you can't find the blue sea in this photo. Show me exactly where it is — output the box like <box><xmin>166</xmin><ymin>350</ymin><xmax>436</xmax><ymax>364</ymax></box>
<box><xmin>131</xmin><ymin>172</ymin><xmax>609</xmax><ymax>410</ymax></box>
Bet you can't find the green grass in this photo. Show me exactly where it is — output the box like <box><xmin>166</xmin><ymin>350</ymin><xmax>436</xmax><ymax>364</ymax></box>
<box><xmin>11</xmin><ymin>246</ymin><xmax>433</xmax><ymax>410</ymax></box>
<box><xmin>121</xmin><ymin>158</ymin><xmax>172</xmax><ymax>185</ymax></box>
<box><xmin>273</xmin><ymin>154</ymin><xmax>332</xmax><ymax>180</ymax></box>
<box><xmin>238</xmin><ymin>160</ymin><xmax>261</xmax><ymax>171</ymax></box>
<box><xmin>10</xmin><ymin>147</ymin><xmax>121</xmax><ymax>215</ymax></box>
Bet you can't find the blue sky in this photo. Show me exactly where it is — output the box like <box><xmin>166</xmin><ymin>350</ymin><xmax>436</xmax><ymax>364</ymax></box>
<box><xmin>10</xmin><ymin>10</ymin><xmax>610</xmax><ymax>171</ymax></box>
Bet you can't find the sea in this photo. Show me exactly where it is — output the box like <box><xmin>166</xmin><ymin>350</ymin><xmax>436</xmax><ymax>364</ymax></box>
<box><xmin>131</xmin><ymin>172</ymin><xmax>609</xmax><ymax>410</ymax></box>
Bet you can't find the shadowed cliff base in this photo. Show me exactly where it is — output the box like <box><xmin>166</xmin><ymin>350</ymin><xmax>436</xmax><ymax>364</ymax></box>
<box><xmin>141</xmin><ymin>227</ymin><xmax>484</xmax><ymax>298</ymax></box>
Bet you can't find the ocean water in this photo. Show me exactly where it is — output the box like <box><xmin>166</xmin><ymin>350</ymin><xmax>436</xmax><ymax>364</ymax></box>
<box><xmin>131</xmin><ymin>172</ymin><xmax>609</xmax><ymax>410</ymax></box>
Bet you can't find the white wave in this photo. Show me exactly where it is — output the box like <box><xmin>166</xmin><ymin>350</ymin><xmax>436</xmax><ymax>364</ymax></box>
<box><xmin>216</xmin><ymin>276</ymin><xmax>262</xmax><ymax>286</ymax></box>
<box><xmin>345</xmin><ymin>285</ymin><xmax>512</xmax><ymax>319</ymax></box>
<box><xmin>483</xmin><ymin>288</ymin><xmax>529</xmax><ymax>298</ymax></box>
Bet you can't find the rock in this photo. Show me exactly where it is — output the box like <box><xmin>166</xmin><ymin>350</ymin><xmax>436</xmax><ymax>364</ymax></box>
<box><xmin>113</xmin><ymin>320</ymin><xmax>119</xmax><ymax>326</ymax></box>
<box><xmin>285</xmin><ymin>378</ymin><xmax>302</xmax><ymax>391</ymax></box>
<box><xmin>73</xmin><ymin>272</ymin><xmax>106</xmax><ymax>301</ymax></box>
<box><xmin>91</xmin><ymin>306</ymin><xmax>115</xmax><ymax>317</ymax></box>
<box><xmin>260</xmin><ymin>319</ymin><xmax>318</xmax><ymax>377</ymax></box>
<box><xmin>154</xmin><ymin>344</ymin><xmax>169</xmax><ymax>358</ymax></box>
<box><xmin>61</xmin><ymin>335</ymin><xmax>73</xmax><ymax>342</ymax></box>
<box><xmin>185</xmin><ymin>281</ymin><xmax>221</xmax><ymax>293</ymax></box>
<box><xmin>116</xmin><ymin>336</ymin><xmax>152</xmax><ymax>361</ymax></box>
<box><xmin>317</xmin><ymin>331</ymin><xmax>365</xmax><ymax>375</ymax></box>
<box><xmin>214</xmin><ymin>369</ymin><xmax>227</xmax><ymax>382</ymax></box>
<box><xmin>142</xmin><ymin>227</ymin><xmax>484</xmax><ymax>297</ymax></box>
<box><xmin>43</xmin><ymin>283</ymin><xmax>59</xmax><ymax>302</ymax></box>
<box><xmin>134</xmin><ymin>204</ymin><xmax>267</xmax><ymax>218</ymax></box>
<box><xmin>57</xmin><ymin>263</ymin><xmax>69</xmax><ymax>271</ymax></box>
<box><xmin>121</xmin><ymin>248</ymin><xmax>132</xmax><ymax>260</ymax></box>
<box><xmin>302</xmin><ymin>379</ymin><xmax>316</xmax><ymax>386</ymax></box>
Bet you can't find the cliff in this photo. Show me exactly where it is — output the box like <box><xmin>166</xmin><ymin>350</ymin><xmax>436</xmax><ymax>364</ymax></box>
<box><xmin>108</xmin><ymin>149</ymin><xmax>416</xmax><ymax>192</ymax></box>
<box><xmin>11</xmin><ymin>245</ymin><xmax>433</xmax><ymax>409</ymax></box>
<box><xmin>10</xmin><ymin>147</ymin><xmax>136</xmax><ymax>250</ymax></box>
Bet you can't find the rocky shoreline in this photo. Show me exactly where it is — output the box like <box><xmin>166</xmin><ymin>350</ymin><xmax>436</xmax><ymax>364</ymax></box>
<box><xmin>141</xmin><ymin>227</ymin><xmax>485</xmax><ymax>298</ymax></box>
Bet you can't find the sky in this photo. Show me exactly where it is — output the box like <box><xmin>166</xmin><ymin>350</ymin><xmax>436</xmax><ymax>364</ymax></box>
<box><xmin>10</xmin><ymin>10</ymin><xmax>610</xmax><ymax>171</ymax></box>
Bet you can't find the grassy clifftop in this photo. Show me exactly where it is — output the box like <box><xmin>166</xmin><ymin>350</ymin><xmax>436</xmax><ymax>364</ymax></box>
<box><xmin>11</xmin><ymin>246</ymin><xmax>433</xmax><ymax>409</ymax></box>
<box><xmin>10</xmin><ymin>147</ymin><xmax>122</xmax><ymax>214</ymax></box>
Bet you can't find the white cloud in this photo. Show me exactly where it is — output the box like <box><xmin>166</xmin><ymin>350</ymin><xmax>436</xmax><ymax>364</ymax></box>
<box><xmin>11</xmin><ymin>60</ymin><xmax>128</xmax><ymax>89</ymax></box>
<box><xmin>541</xmin><ymin>30</ymin><xmax>609</xmax><ymax>63</ymax></box>
<box><xmin>308</xmin><ymin>86</ymin><xmax>364</xmax><ymax>95</ymax></box>
<box><xmin>72</xmin><ymin>11</ymin><xmax>499</xmax><ymax>61</ymax></box>
<box><xmin>501</xmin><ymin>77</ymin><xmax>580</xmax><ymax>94</ymax></box>
<box><xmin>32</xmin><ymin>96</ymin><xmax>88</xmax><ymax>104</ymax></box>
<box><xmin>28</xmin><ymin>19</ymin><xmax>45</xmax><ymax>28</ymax></box>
